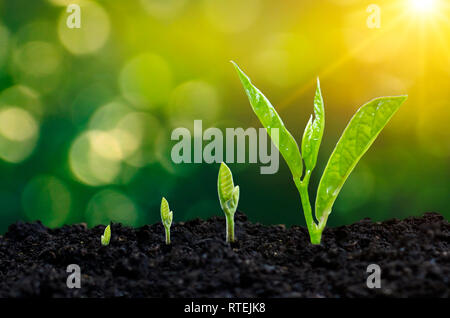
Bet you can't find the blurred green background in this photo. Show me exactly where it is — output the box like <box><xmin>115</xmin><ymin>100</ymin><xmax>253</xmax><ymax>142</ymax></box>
<box><xmin>0</xmin><ymin>0</ymin><xmax>448</xmax><ymax>233</ymax></box>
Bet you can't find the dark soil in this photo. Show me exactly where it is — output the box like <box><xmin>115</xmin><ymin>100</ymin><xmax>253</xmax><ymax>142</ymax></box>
<box><xmin>0</xmin><ymin>212</ymin><xmax>448</xmax><ymax>298</ymax></box>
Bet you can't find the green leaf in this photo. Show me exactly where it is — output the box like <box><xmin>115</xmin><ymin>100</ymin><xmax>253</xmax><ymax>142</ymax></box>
<box><xmin>301</xmin><ymin>78</ymin><xmax>325</xmax><ymax>172</ymax></box>
<box><xmin>160</xmin><ymin>197</ymin><xmax>173</xmax><ymax>228</ymax></box>
<box><xmin>225</xmin><ymin>185</ymin><xmax>240</xmax><ymax>212</ymax></box>
<box><xmin>101</xmin><ymin>224</ymin><xmax>111</xmax><ymax>246</ymax></box>
<box><xmin>231</xmin><ymin>185</ymin><xmax>240</xmax><ymax>208</ymax></box>
<box><xmin>218</xmin><ymin>162</ymin><xmax>239</xmax><ymax>215</ymax></box>
<box><xmin>315</xmin><ymin>95</ymin><xmax>407</xmax><ymax>225</ymax></box>
<box><xmin>218</xmin><ymin>162</ymin><xmax>234</xmax><ymax>209</ymax></box>
<box><xmin>232</xmin><ymin>62</ymin><xmax>303</xmax><ymax>179</ymax></box>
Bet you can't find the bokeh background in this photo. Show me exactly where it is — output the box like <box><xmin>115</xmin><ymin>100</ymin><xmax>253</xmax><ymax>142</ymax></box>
<box><xmin>0</xmin><ymin>0</ymin><xmax>448</xmax><ymax>233</ymax></box>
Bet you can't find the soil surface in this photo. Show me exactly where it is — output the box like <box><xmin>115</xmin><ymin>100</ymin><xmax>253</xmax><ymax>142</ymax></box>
<box><xmin>0</xmin><ymin>212</ymin><xmax>448</xmax><ymax>297</ymax></box>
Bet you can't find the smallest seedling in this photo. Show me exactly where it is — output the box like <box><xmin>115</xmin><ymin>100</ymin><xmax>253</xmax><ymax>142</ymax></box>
<box><xmin>101</xmin><ymin>224</ymin><xmax>111</xmax><ymax>246</ymax></box>
<box><xmin>218</xmin><ymin>162</ymin><xmax>240</xmax><ymax>243</ymax></box>
<box><xmin>160</xmin><ymin>197</ymin><xmax>173</xmax><ymax>245</ymax></box>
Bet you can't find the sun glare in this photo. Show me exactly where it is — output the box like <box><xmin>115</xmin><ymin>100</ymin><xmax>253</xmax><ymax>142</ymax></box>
<box><xmin>409</xmin><ymin>0</ymin><xmax>436</xmax><ymax>13</ymax></box>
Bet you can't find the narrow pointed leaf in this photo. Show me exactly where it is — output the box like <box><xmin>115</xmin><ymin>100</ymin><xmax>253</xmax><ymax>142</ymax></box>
<box><xmin>232</xmin><ymin>62</ymin><xmax>303</xmax><ymax>179</ymax></box>
<box><xmin>315</xmin><ymin>96</ymin><xmax>407</xmax><ymax>224</ymax></box>
<box><xmin>301</xmin><ymin>78</ymin><xmax>325</xmax><ymax>172</ymax></box>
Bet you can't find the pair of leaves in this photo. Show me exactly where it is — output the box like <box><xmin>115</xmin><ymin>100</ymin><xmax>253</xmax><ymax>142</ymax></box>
<box><xmin>233</xmin><ymin>62</ymin><xmax>325</xmax><ymax>179</ymax></box>
<box><xmin>218</xmin><ymin>162</ymin><xmax>240</xmax><ymax>215</ymax></box>
<box><xmin>160</xmin><ymin>197</ymin><xmax>173</xmax><ymax>229</ymax></box>
<box><xmin>101</xmin><ymin>224</ymin><xmax>111</xmax><ymax>246</ymax></box>
<box><xmin>233</xmin><ymin>62</ymin><xmax>407</xmax><ymax>229</ymax></box>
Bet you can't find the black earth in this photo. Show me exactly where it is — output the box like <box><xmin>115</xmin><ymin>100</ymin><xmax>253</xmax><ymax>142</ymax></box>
<box><xmin>0</xmin><ymin>212</ymin><xmax>448</xmax><ymax>297</ymax></box>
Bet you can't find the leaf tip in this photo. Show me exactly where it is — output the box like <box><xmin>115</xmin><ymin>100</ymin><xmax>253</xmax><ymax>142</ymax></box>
<box><xmin>230</xmin><ymin>60</ymin><xmax>240</xmax><ymax>72</ymax></box>
<box><xmin>219</xmin><ymin>161</ymin><xmax>230</xmax><ymax>173</ymax></box>
<box><xmin>161</xmin><ymin>197</ymin><xmax>169</xmax><ymax>214</ymax></box>
<box><xmin>230</xmin><ymin>62</ymin><xmax>249</xmax><ymax>83</ymax></box>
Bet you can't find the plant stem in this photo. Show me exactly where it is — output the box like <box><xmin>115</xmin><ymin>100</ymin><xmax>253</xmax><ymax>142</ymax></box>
<box><xmin>295</xmin><ymin>170</ymin><xmax>322</xmax><ymax>245</ymax></box>
<box><xmin>164</xmin><ymin>226</ymin><xmax>171</xmax><ymax>245</ymax></box>
<box><xmin>225</xmin><ymin>213</ymin><xmax>235</xmax><ymax>243</ymax></box>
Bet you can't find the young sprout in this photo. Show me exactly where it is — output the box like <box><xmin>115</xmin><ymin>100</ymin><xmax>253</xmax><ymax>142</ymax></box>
<box><xmin>233</xmin><ymin>61</ymin><xmax>407</xmax><ymax>245</ymax></box>
<box><xmin>160</xmin><ymin>197</ymin><xmax>173</xmax><ymax>245</ymax></box>
<box><xmin>218</xmin><ymin>162</ymin><xmax>240</xmax><ymax>243</ymax></box>
<box><xmin>101</xmin><ymin>224</ymin><xmax>111</xmax><ymax>246</ymax></box>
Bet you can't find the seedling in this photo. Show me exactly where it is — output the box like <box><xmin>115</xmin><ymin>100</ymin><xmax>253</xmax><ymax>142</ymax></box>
<box><xmin>160</xmin><ymin>197</ymin><xmax>173</xmax><ymax>245</ymax></box>
<box><xmin>218</xmin><ymin>162</ymin><xmax>240</xmax><ymax>243</ymax></box>
<box><xmin>101</xmin><ymin>224</ymin><xmax>111</xmax><ymax>246</ymax></box>
<box><xmin>233</xmin><ymin>62</ymin><xmax>407</xmax><ymax>245</ymax></box>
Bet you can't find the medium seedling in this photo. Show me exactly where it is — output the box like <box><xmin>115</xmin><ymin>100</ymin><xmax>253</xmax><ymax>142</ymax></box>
<box><xmin>160</xmin><ymin>197</ymin><xmax>173</xmax><ymax>245</ymax></box>
<box><xmin>101</xmin><ymin>224</ymin><xmax>111</xmax><ymax>246</ymax></box>
<box><xmin>233</xmin><ymin>61</ymin><xmax>407</xmax><ymax>244</ymax></box>
<box><xmin>218</xmin><ymin>162</ymin><xmax>240</xmax><ymax>243</ymax></box>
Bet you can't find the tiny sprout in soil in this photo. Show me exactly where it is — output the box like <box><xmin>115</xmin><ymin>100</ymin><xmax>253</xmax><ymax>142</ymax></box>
<box><xmin>101</xmin><ymin>224</ymin><xmax>111</xmax><ymax>246</ymax></box>
<box><xmin>218</xmin><ymin>162</ymin><xmax>240</xmax><ymax>243</ymax></box>
<box><xmin>160</xmin><ymin>197</ymin><xmax>173</xmax><ymax>245</ymax></box>
<box><xmin>232</xmin><ymin>61</ymin><xmax>407</xmax><ymax>245</ymax></box>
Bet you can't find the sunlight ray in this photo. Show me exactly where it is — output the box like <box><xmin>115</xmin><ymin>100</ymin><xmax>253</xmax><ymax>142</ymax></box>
<box><xmin>277</xmin><ymin>12</ymin><xmax>408</xmax><ymax>111</ymax></box>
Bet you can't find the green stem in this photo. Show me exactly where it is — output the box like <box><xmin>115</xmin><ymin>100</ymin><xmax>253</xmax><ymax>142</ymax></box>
<box><xmin>164</xmin><ymin>226</ymin><xmax>171</xmax><ymax>245</ymax></box>
<box><xmin>225</xmin><ymin>213</ymin><xmax>235</xmax><ymax>243</ymax></box>
<box><xmin>295</xmin><ymin>170</ymin><xmax>322</xmax><ymax>245</ymax></box>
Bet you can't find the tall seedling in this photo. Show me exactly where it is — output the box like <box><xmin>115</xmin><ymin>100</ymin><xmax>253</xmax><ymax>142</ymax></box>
<box><xmin>233</xmin><ymin>62</ymin><xmax>407</xmax><ymax>244</ymax></box>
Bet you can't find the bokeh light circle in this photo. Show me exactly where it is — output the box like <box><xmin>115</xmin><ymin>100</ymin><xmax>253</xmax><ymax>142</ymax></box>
<box><xmin>58</xmin><ymin>1</ymin><xmax>110</xmax><ymax>55</ymax></box>
<box><xmin>85</xmin><ymin>189</ymin><xmax>140</xmax><ymax>226</ymax></box>
<box><xmin>89</xmin><ymin>130</ymin><xmax>124</xmax><ymax>161</ymax></box>
<box><xmin>140</xmin><ymin>0</ymin><xmax>188</xmax><ymax>20</ymax></box>
<box><xmin>119</xmin><ymin>53</ymin><xmax>173</xmax><ymax>109</ymax></box>
<box><xmin>14</xmin><ymin>41</ymin><xmax>62</xmax><ymax>77</ymax></box>
<box><xmin>0</xmin><ymin>107</ymin><xmax>39</xmax><ymax>163</ymax></box>
<box><xmin>0</xmin><ymin>85</ymin><xmax>42</xmax><ymax>119</ymax></box>
<box><xmin>11</xmin><ymin>21</ymin><xmax>64</xmax><ymax>94</ymax></box>
<box><xmin>121</xmin><ymin>112</ymin><xmax>162</xmax><ymax>167</ymax></box>
<box><xmin>70</xmin><ymin>98</ymin><xmax>164</xmax><ymax>185</ymax></box>
<box><xmin>167</xmin><ymin>80</ymin><xmax>220</xmax><ymax>128</ymax></box>
<box><xmin>22</xmin><ymin>175</ymin><xmax>71</xmax><ymax>227</ymax></box>
<box><xmin>203</xmin><ymin>0</ymin><xmax>261</xmax><ymax>33</ymax></box>
<box><xmin>254</xmin><ymin>49</ymin><xmax>292</xmax><ymax>87</ymax></box>
<box><xmin>0</xmin><ymin>108</ymin><xmax>38</xmax><ymax>141</ymax></box>
<box><xmin>114</xmin><ymin>112</ymin><xmax>148</xmax><ymax>161</ymax></box>
<box><xmin>88</xmin><ymin>101</ymin><xmax>158</xmax><ymax>164</ymax></box>
<box><xmin>69</xmin><ymin>131</ymin><xmax>121</xmax><ymax>186</ymax></box>
<box><xmin>88</xmin><ymin>101</ymin><xmax>131</xmax><ymax>131</ymax></box>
